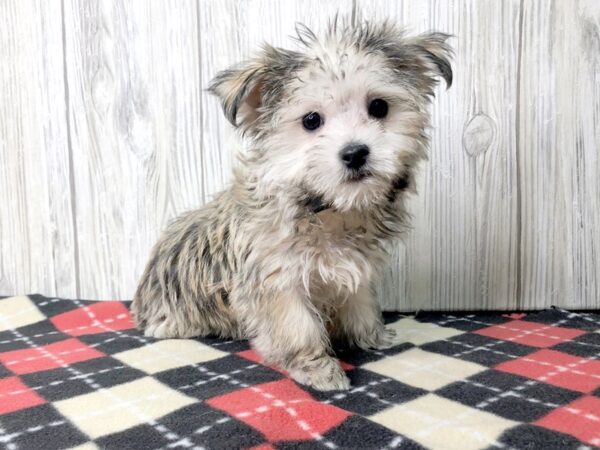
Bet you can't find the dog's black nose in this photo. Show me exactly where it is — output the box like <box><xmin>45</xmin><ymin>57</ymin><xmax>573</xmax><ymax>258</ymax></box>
<box><xmin>340</xmin><ymin>143</ymin><xmax>370</xmax><ymax>170</ymax></box>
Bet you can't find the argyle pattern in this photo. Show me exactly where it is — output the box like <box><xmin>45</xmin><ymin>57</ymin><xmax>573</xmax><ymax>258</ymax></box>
<box><xmin>0</xmin><ymin>295</ymin><xmax>599</xmax><ymax>450</ymax></box>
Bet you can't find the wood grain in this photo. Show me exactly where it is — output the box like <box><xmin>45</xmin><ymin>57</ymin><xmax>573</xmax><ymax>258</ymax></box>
<box><xmin>518</xmin><ymin>0</ymin><xmax>600</xmax><ymax>309</ymax></box>
<box><xmin>0</xmin><ymin>1</ymin><xmax>598</xmax><ymax>310</ymax></box>
<box><xmin>358</xmin><ymin>0</ymin><xmax>521</xmax><ymax>311</ymax></box>
<box><xmin>0</xmin><ymin>0</ymin><xmax>76</xmax><ymax>297</ymax></box>
<box><xmin>63</xmin><ymin>0</ymin><xmax>203</xmax><ymax>299</ymax></box>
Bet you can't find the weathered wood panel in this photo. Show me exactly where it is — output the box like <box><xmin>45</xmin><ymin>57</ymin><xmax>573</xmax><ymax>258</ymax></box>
<box><xmin>358</xmin><ymin>0</ymin><xmax>521</xmax><ymax>311</ymax></box>
<box><xmin>63</xmin><ymin>0</ymin><xmax>203</xmax><ymax>299</ymax></box>
<box><xmin>0</xmin><ymin>1</ymin><xmax>599</xmax><ymax>310</ymax></box>
<box><xmin>0</xmin><ymin>0</ymin><xmax>76</xmax><ymax>297</ymax></box>
<box><xmin>518</xmin><ymin>0</ymin><xmax>600</xmax><ymax>309</ymax></box>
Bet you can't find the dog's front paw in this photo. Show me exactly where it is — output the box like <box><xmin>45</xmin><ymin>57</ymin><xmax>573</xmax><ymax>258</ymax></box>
<box><xmin>372</xmin><ymin>326</ymin><xmax>397</xmax><ymax>349</ymax></box>
<box><xmin>289</xmin><ymin>356</ymin><xmax>350</xmax><ymax>391</ymax></box>
<box><xmin>353</xmin><ymin>326</ymin><xmax>398</xmax><ymax>350</ymax></box>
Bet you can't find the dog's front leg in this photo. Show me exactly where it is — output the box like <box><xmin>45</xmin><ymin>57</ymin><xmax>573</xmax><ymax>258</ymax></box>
<box><xmin>248</xmin><ymin>288</ymin><xmax>350</xmax><ymax>391</ymax></box>
<box><xmin>337</xmin><ymin>284</ymin><xmax>396</xmax><ymax>350</ymax></box>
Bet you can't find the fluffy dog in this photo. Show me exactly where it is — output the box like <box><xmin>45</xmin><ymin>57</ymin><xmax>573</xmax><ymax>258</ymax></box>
<box><xmin>132</xmin><ymin>17</ymin><xmax>452</xmax><ymax>391</ymax></box>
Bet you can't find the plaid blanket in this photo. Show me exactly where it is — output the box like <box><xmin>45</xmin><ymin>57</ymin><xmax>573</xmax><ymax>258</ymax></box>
<box><xmin>0</xmin><ymin>295</ymin><xmax>599</xmax><ymax>450</ymax></box>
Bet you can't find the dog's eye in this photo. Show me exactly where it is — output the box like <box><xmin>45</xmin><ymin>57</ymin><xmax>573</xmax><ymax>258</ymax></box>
<box><xmin>302</xmin><ymin>112</ymin><xmax>322</xmax><ymax>131</ymax></box>
<box><xmin>368</xmin><ymin>99</ymin><xmax>388</xmax><ymax>119</ymax></box>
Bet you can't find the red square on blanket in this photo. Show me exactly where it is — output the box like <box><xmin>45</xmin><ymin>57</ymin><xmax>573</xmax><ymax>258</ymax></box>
<box><xmin>474</xmin><ymin>320</ymin><xmax>585</xmax><ymax>348</ymax></box>
<box><xmin>50</xmin><ymin>301</ymin><xmax>134</xmax><ymax>336</ymax></box>
<box><xmin>535</xmin><ymin>396</ymin><xmax>600</xmax><ymax>447</ymax></box>
<box><xmin>207</xmin><ymin>378</ymin><xmax>351</xmax><ymax>441</ymax></box>
<box><xmin>497</xmin><ymin>349</ymin><xmax>600</xmax><ymax>393</ymax></box>
<box><xmin>0</xmin><ymin>376</ymin><xmax>46</xmax><ymax>414</ymax></box>
<box><xmin>0</xmin><ymin>338</ymin><xmax>105</xmax><ymax>375</ymax></box>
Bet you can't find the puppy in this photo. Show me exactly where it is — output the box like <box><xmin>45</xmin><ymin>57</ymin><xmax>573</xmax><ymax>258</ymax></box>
<box><xmin>132</xmin><ymin>17</ymin><xmax>452</xmax><ymax>391</ymax></box>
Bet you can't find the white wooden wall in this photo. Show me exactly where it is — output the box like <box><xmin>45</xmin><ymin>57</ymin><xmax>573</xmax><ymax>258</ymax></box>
<box><xmin>1</xmin><ymin>0</ymin><xmax>599</xmax><ymax>311</ymax></box>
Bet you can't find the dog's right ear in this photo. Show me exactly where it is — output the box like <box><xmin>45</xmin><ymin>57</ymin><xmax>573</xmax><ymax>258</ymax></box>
<box><xmin>208</xmin><ymin>59</ymin><xmax>267</xmax><ymax>129</ymax></box>
<box><xmin>406</xmin><ymin>32</ymin><xmax>454</xmax><ymax>89</ymax></box>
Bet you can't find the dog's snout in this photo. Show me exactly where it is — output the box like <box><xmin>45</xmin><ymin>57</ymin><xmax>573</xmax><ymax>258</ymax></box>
<box><xmin>340</xmin><ymin>143</ymin><xmax>370</xmax><ymax>170</ymax></box>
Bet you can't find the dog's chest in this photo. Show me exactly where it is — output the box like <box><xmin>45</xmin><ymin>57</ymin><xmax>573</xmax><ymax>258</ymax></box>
<box><xmin>294</xmin><ymin>209</ymin><xmax>379</xmax><ymax>289</ymax></box>
<box><xmin>298</xmin><ymin>209</ymin><xmax>367</xmax><ymax>246</ymax></box>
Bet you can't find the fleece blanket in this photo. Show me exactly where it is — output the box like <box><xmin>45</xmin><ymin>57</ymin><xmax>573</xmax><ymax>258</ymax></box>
<box><xmin>0</xmin><ymin>295</ymin><xmax>599</xmax><ymax>450</ymax></box>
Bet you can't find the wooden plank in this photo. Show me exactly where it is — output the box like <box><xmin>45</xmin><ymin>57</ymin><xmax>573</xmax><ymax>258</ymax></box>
<box><xmin>0</xmin><ymin>0</ymin><xmax>76</xmax><ymax>297</ymax></box>
<box><xmin>358</xmin><ymin>0</ymin><xmax>521</xmax><ymax>311</ymax></box>
<box><xmin>2</xmin><ymin>0</ymin><xmax>596</xmax><ymax>310</ymax></box>
<box><xmin>518</xmin><ymin>1</ymin><xmax>600</xmax><ymax>309</ymax></box>
<box><xmin>63</xmin><ymin>0</ymin><xmax>202</xmax><ymax>299</ymax></box>
<box><xmin>198</xmin><ymin>0</ymin><xmax>355</xmax><ymax>199</ymax></box>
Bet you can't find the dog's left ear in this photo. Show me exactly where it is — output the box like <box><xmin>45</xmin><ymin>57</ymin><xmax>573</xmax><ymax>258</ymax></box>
<box><xmin>408</xmin><ymin>32</ymin><xmax>453</xmax><ymax>89</ymax></box>
<box><xmin>208</xmin><ymin>58</ymin><xmax>267</xmax><ymax>129</ymax></box>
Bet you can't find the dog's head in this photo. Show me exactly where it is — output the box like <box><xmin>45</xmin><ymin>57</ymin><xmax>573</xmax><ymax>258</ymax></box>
<box><xmin>209</xmin><ymin>18</ymin><xmax>452</xmax><ymax>212</ymax></box>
